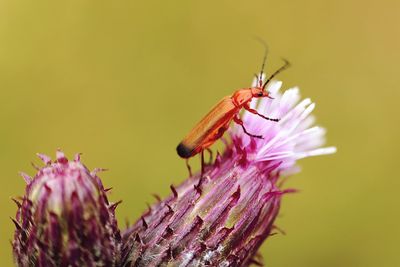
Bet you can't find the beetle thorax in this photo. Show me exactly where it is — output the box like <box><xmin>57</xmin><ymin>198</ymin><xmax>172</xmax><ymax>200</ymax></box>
<box><xmin>232</xmin><ymin>88</ymin><xmax>253</xmax><ymax>107</ymax></box>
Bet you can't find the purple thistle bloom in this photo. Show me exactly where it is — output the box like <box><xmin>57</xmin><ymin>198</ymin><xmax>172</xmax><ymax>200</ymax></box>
<box><xmin>121</xmin><ymin>80</ymin><xmax>336</xmax><ymax>266</ymax></box>
<box><xmin>12</xmin><ymin>150</ymin><xmax>121</xmax><ymax>267</ymax></box>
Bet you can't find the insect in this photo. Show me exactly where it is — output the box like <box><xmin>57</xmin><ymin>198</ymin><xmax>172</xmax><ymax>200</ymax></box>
<box><xmin>176</xmin><ymin>52</ymin><xmax>290</xmax><ymax>178</ymax></box>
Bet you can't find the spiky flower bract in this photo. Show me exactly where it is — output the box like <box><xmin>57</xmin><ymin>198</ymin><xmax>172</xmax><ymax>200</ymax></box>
<box><xmin>121</xmin><ymin>80</ymin><xmax>336</xmax><ymax>266</ymax></box>
<box><xmin>12</xmin><ymin>151</ymin><xmax>121</xmax><ymax>267</ymax></box>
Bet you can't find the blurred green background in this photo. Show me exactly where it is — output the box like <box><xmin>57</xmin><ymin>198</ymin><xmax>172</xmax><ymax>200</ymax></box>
<box><xmin>1</xmin><ymin>1</ymin><xmax>399</xmax><ymax>266</ymax></box>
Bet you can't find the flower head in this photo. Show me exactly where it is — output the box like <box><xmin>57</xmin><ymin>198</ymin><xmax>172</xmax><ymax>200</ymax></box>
<box><xmin>233</xmin><ymin>79</ymin><xmax>336</xmax><ymax>175</ymax></box>
<box><xmin>121</xmin><ymin>80</ymin><xmax>336</xmax><ymax>266</ymax></box>
<box><xmin>12</xmin><ymin>151</ymin><xmax>121</xmax><ymax>267</ymax></box>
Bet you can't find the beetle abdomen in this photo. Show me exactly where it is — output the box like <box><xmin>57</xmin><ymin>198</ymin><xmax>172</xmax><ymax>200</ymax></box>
<box><xmin>176</xmin><ymin>143</ymin><xmax>193</xmax><ymax>158</ymax></box>
<box><xmin>176</xmin><ymin>96</ymin><xmax>238</xmax><ymax>159</ymax></box>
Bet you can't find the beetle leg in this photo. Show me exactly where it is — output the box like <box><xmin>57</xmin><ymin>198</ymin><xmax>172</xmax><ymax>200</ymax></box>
<box><xmin>201</xmin><ymin>150</ymin><xmax>204</xmax><ymax>174</ymax></box>
<box><xmin>201</xmin><ymin>150</ymin><xmax>205</xmax><ymax>178</ymax></box>
<box><xmin>186</xmin><ymin>159</ymin><xmax>192</xmax><ymax>177</ymax></box>
<box><xmin>233</xmin><ymin>116</ymin><xmax>263</xmax><ymax>139</ymax></box>
<box><xmin>206</xmin><ymin>148</ymin><xmax>213</xmax><ymax>164</ymax></box>
<box><xmin>244</xmin><ymin>104</ymin><xmax>280</xmax><ymax>122</ymax></box>
<box><xmin>194</xmin><ymin>150</ymin><xmax>205</xmax><ymax>190</ymax></box>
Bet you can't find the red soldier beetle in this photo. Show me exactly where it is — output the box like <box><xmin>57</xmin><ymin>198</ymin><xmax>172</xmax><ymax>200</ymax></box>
<box><xmin>177</xmin><ymin>52</ymin><xmax>290</xmax><ymax>181</ymax></box>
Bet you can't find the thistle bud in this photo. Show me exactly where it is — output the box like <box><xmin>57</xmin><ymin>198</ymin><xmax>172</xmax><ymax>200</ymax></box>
<box><xmin>12</xmin><ymin>151</ymin><xmax>121</xmax><ymax>267</ymax></box>
<box><xmin>121</xmin><ymin>81</ymin><xmax>336</xmax><ymax>266</ymax></box>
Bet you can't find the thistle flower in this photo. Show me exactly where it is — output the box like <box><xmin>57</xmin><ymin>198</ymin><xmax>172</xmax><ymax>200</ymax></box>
<box><xmin>12</xmin><ymin>151</ymin><xmax>121</xmax><ymax>267</ymax></box>
<box><xmin>11</xmin><ymin>79</ymin><xmax>335</xmax><ymax>267</ymax></box>
<box><xmin>121</xmin><ymin>80</ymin><xmax>336</xmax><ymax>266</ymax></box>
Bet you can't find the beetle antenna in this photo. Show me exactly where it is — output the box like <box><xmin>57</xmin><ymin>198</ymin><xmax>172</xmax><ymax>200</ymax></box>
<box><xmin>253</xmin><ymin>37</ymin><xmax>269</xmax><ymax>88</ymax></box>
<box><xmin>254</xmin><ymin>73</ymin><xmax>259</xmax><ymax>85</ymax></box>
<box><xmin>259</xmin><ymin>48</ymin><xmax>268</xmax><ymax>87</ymax></box>
<box><xmin>262</xmin><ymin>58</ymin><xmax>291</xmax><ymax>90</ymax></box>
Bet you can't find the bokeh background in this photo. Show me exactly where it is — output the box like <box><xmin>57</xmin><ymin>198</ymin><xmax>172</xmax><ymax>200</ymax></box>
<box><xmin>1</xmin><ymin>1</ymin><xmax>399</xmax><ymax>266</ymax></box>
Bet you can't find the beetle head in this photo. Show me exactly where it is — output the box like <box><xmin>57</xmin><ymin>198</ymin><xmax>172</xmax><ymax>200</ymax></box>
<box><xmin>251</xmin><ymin>87</ymin><xmax>274</xmax><ymax>99</ymax></box>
